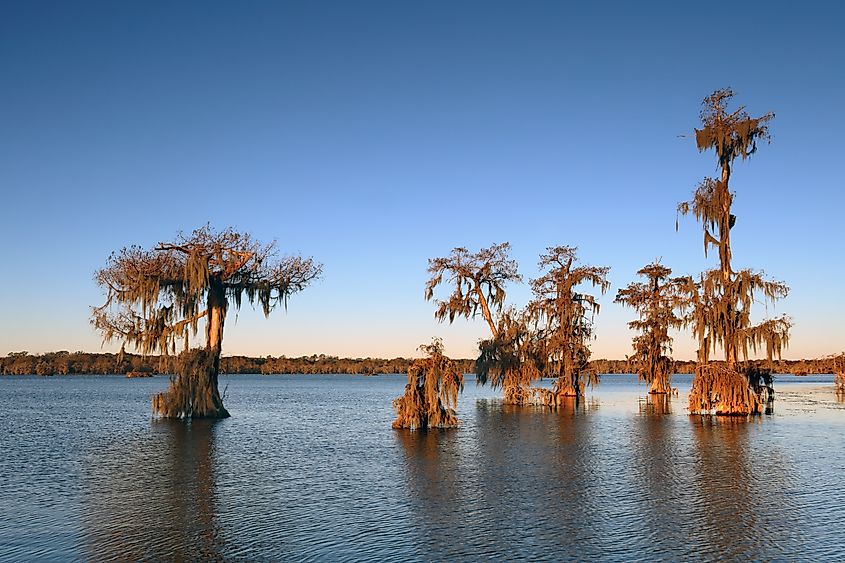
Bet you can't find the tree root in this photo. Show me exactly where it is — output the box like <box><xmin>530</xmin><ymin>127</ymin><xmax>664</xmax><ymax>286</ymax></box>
<box><xmin>153</xmin><ymin>349</ymin><xmax>230</xmax><ymax>419</ymax></box>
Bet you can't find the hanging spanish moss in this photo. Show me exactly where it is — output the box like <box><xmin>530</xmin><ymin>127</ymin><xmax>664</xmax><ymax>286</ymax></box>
<box><xmin>687</xmin><ymin>363</ymin><xmax>775</xmax><ymax>416</ymax></box>
<box><xmin>616</xmin><ymin>262</ymin><xmax>686</xmax><ymax>395</ymax></box>
<box><xmin>425</xmin><ymin>243</ymin><xmax>529</xmax><ymax>403</ymax></box>
<box><xmin>392</xmin><ymin>339</ymin><xmax>464</xmax><ymax>430</ymax></box>
<box><xmin>476</xmin><ymin>308</ymin><xmax>543</xmax><ymax>405</ymax></box>
<box><xmin>678</xmin><ymin>89</ymin><xmax>791</xmax><ymax>416</ymax></box>
<box><xmin>527</xmin><ymin>246</ymin><xmax>609</xmax><ymax>406</ymax></box>
<box><xmin>93</xmin><ymin>225</ymin><xmax>321</xmax><ymax>419</ymax></box>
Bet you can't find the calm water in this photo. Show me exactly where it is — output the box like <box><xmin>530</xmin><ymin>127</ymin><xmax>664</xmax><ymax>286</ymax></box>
<box><xmin>1</xmin><ymin>373</ymin><xmax>844</xmax><ymax>562</ymax></box>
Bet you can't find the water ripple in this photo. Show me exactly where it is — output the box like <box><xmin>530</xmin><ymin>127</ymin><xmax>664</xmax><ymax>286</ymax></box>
<box><xmin>0</xmin><ymin>374</ymin><xmax>843</xmax><ymax>561</ymax></box>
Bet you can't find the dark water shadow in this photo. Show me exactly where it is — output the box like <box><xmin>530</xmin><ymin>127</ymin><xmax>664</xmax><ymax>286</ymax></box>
<box><xmin>82</xmin><ymin>419</ymin><xmax>224</xmax><ymax>561</ymax></box>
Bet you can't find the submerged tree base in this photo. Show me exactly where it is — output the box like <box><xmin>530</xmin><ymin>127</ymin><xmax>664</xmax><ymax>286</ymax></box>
<box><xmin>647</xmin><ymin>377</ymin><xmax>675</xmax><ymax>395</ymax></box>
<box><xmin>688</xmin><ymin>364</ymin><xmax>773</xmax><ymax>416</ymax></box>
<box><xmin>648</xmin><ymin>385</ymin><xmax>678</xmax><ymax>396</ymax></box>
<box><xmin>502</xmin><ymin>384</ymin><xmax>533</xmax><ymax>405</ymax></box>
<box><xmin>153</xmin><ymin>349</ymin><xmax>230</xmax><ymax>419</ymax></box>
<box><xmin>530</xmin><ymin>379</ymin><xmax>583</xmax><ymax>408</ymax></box>
<box><xmin>531</xmin><ymin>388</ymin><xmax>579</xmax><ymax>408</ymax></box>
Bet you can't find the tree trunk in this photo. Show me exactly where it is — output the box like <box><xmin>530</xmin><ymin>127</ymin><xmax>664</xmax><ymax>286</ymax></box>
<box><xmin>718</xmin><ymin>165</ymin><xmax>737</xmax><ymax>371</ymax></box>
<box><xmin>648</xmin><ymin>376</ymin><xmax>667</xmax><ymax>394</ymax></box>
<box><xmin>555</xmin><ymin>376</ymin><xmax>581</xmax><ymax>398</ymax></box>
<box><xmin>202</xmin><ymin>278</ymin><xmax>230</xmax><ymax>418</ymax></box>
<box><xmin>475</xmin><ymin>282</ymin><xmax>499</xmax><ymax>338</ymax></box>
<box><xmin>152</xmin><ymin>278</ymin><xmax>230</xmax><ymax>419</ymax></box>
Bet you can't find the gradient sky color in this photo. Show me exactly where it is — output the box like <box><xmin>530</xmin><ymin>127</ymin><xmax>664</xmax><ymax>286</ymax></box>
<box><xmin>1</xmin><ymin>1</ymin><xmax>843</xmax><ymax>360</ymax></box>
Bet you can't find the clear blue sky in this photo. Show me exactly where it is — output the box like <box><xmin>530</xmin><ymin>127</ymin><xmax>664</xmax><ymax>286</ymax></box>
<box><xmin>1</xmin><ymin>1</ymin><xmax>842</xmax><ymax>360</ymax></box>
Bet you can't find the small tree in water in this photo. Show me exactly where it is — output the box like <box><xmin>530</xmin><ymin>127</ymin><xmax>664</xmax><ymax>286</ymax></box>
<box><xmin>615</xmin><ymin>262</ymin><xmax>686</xmax><ymax>395</ymax></box>
<box><xmin>392</xmin><ymin>339</ymin><xmax>464</xmax><ymax>430</ymax></box>
<box><xmin>93</xmin><ymin>226</ymin><xmax>321</xmax><ymax>418</ymax></box>
<box><xmin>528</xmin><ymin>246</ymin><xmax>609</xmax><ymax>405</ymax></box>
<box><xmin>424</xmin><ymin>243</ymin><xmax>539</xmax><ymax>404</ymax></box>
<box><xmin>678</xmin><ymin>89</ymin><xmax>790</xmax><ymax>415</ymax></box>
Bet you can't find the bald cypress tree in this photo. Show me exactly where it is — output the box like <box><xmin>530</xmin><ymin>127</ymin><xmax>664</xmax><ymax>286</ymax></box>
<box><xmin>615</xmin><ymin>262</ymin><xmax>686</xmax><ymax>394</ymax></box>
<box><xmin>528</xmin><ymin>246</ymin><xmax>609</xmax><ymax>404</ymax></box>
<box><xmin>678</xmin><ymin>89</ymin><xmax>791</xmax><ymax>415</ymax></box>
<box><xmin>424</xmin><ymin>243</ymin><xmax>539</xmax><ymax>404</ymax></box>
<box><xmin>392</xmin><ymin>339</ymin><xmax>464</xmax><ymax>430</ymax></box>
<box><xmin>93</xmin><ymin>226</ymin><xmax>321</xmax><ymax>418</ymax></box>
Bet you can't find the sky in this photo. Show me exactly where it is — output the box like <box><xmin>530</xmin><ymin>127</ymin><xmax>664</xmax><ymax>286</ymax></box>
<box><xmin>1</xmin><ymin>1</ymin><xmax>843</xmax><ymax>360</ymax></box>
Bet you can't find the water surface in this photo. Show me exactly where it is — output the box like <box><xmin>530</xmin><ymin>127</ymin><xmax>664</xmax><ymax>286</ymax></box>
<box><xmin>1</xmin><ymin>373</ymin><xmax>843</xmax><ymax>561</ymax></box>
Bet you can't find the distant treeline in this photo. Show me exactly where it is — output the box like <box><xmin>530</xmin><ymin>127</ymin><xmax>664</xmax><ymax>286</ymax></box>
<box><xmin>0</xmin><ymin>351</ymin><xmax>840</xmax><ymax>377</ymax></box>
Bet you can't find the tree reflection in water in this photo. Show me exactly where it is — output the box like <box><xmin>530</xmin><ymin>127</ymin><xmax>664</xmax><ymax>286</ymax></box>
<box><xmin>474</xmin><ymin>399</ymin><xmax>603</xmax><ymax>557</ymax></box>
<box><xmin>393</xmin><ymin>427</ymin><xmax>472</xmax><ymax>558</ymax></box>
<box><xmin>83</xmin><ymin>419</ymin><xmax>223</xmax><ymax>561</ymax></box>
<box><xmin>396</xmin><ymin>399</ymin><xmax>604</xmax><ymax>559</ymax></box>
<box><xmin>689</xmin><ymin>416</ymin><xmax>801</xmax><ymax>559</ymax></box>
<box><xmin>638</xmin><ymin>393</ymin><xmax>672</xmax><ymax>416</ymax></box>
<box><xmin>630</xmin><ymin>393</ymin><xmax>689</xmax><ymax>549</ymax></box>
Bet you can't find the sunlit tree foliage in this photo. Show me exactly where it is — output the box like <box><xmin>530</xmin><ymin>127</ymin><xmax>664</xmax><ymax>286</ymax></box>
<box><xmin>615</xmin><ymin>262</ymin><xmax>686</xmax><ymax>394</ymax></box>
<box><xmin>425</xmin><ymin>243</ymin><xmax>520</xmax><ymax>336</ymax></box>
<box><xmin>93</xmin><ymin>225</ymin><xmax>321</xmax><ymax>418</ymax></box>
<box><xmin>528</xmin><ymin>246</ymin><xmax>609</xmax><ymax>404</ymax></box>
<box><xmin>677</xmin><ymin>89</ymin><xmax>791</xmax><ymax>415</ymax></box>
<box><xmin>392</xmin><ymin>338</ymin><xmax>465</xmax><ymax>430</ymax></box>
<box><xmin>425</xmin><ymin>243</ymin><xmax>539</xmax><ymax>403</ymax></box>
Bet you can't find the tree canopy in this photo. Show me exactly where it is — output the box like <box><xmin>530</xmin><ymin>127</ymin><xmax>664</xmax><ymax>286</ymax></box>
<box><xmin>615</xmin><ymin>262</ymin><xmax>686</xmax><ymax>394</ymax></box>
<box><xmin>93</xmin><ymin>225</ymin><xmax>321</xmax><ymax>418</ymax></box>
<box><xmin>678</xmin><ymin>89</ymin><xmax>790</xmax><ymax>415</ymax></box>
<box><xmin>425</xmin><ymin>243</ymin><xmax>521</xmax><ymax>337</ymax></box>
<box><xmin>93</xmin><ymin>226</ymin><xmax>320</xmax><ymax>356</ymax></box>
<box><xmin>528</xmin><ymin>246</ymin><xmax>609</xmax><ymax>402</ymax></box>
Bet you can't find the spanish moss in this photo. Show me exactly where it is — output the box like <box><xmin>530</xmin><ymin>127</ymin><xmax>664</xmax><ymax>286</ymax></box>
<box><xmin>678</xmin><ymin>90</ymin><xmax>790</xmax><ymax>416</ymax></box>
<box><xmin>392</xmin><ymin>339</ymin><xmax>464</xmax><ymax>430</ymax></box>
<box><xmin>93</xmin><ymin>225</ymin><xmax>321</xmax><ymax>418</ymax></box>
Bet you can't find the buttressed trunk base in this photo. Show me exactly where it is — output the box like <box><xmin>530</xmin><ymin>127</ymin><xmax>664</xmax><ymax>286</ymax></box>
<box><xmin>687</xmin><ymin>364</ymin><xmax>769</xmax><ymax>416</ymax></box>
<box><xmin>153</xmin><ymin>282</ymin><xmax>230</xmax><ymax>419</ymax></box>
<box><xmin>153</xmin><ymin>348</ymin><xmax>230</xmax><ymax>419</ymax></box>
<box><xmin>392</xmin><ymin>341</ymin><xmax>463</xmax><ymax>430</ymax></box>
<box><xmin>531</xmin><ymin>377</ymin><xmax>582</xmax><ymax>408</ymax></box>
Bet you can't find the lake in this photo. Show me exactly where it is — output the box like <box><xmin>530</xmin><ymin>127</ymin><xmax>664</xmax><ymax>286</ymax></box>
<box><xmin>1</xmin><ymin>373</ymin><xmax>843</xmax><ymax>561</ymax></box>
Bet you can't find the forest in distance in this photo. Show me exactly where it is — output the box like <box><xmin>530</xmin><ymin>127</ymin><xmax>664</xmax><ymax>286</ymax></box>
<box><xmin>2</xmin><ymin>350</ymin><xmax>842</xmax><ymax>378</ymax></box>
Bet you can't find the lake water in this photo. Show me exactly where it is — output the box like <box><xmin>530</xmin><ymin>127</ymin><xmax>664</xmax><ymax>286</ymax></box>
<box><xmin>1</xmin><ymin>373</ymin><xmax>843</xmax><ymax>561</ymax></box>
